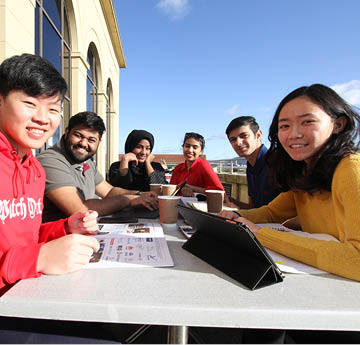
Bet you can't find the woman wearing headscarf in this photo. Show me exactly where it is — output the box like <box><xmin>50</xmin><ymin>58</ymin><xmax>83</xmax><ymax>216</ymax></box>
<box><xmin>108</xmin><ymin>129</ymin><xmax>166</xmax><ymax>191</ymax></box>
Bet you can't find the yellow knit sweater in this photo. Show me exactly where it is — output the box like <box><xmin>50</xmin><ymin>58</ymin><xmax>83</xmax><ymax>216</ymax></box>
<box><xmin>239</xmin><ymin>153</ymin><xmax>360</xmax><ymax>281</ymax></box>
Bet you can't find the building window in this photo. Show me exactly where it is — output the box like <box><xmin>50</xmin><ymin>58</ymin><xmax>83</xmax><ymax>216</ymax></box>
<box><xmin>35</xmin><ymin>0</ymin><xmax>72</xmax><ymax>147</ymax></box>
<box><xmin>86</xmin><ymin>45</ymin><xmax>98</xmax><ymax>113</ymax></box>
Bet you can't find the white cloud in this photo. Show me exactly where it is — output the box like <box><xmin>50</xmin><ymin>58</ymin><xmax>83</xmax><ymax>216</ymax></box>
<box><xmin>331</xmin><ymin>80</ymin><xmax>360</xmax><ymax>107</ymax></box>
<box><xmin>156</xmin><ymin>0</ymin><xmax>190</xmax><ymax>20</ymax></box>
<box><xmin>206</xmin><ymin>133</ymin><xmax>227</xmax><ymax>141</ymax></box>
<box><xmin>226</xmin><ymin>104</ymin><xmax>240</xmax><ymax>116</ymax></box>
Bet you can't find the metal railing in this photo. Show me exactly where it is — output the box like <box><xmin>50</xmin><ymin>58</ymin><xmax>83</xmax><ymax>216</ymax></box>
<box><xmin>208</xmin><ymin>158</ymin><xmax>247</xmax><ymax>174</ymax></box>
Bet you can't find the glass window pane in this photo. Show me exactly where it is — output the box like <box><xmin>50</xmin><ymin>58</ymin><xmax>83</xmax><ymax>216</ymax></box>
<box><xmin>64</xmin><ymin>44</ymin><xmax>70</xmax><ymax>98</ymax></box>
<box><xmin>64</xmin><ymin>8</ymin><xmax>70</xmax><ymax>45</ymax></box>
<box><xmin>87</xmin><ymin>78</ymin><xmax>96</xmax><ymax>112</ymax></box>
<box><xmin>87</xmin><ymin>49</ymin><xmax>94</xmax><ymax>80</ymax></box>
<box><xmin>43</xmin><ymin>15</ymin><xmax>61</xmax><ymax>73</ymax></box>
<box><xmin>43</xmin><ymin>0</ymin><xmax>61</xmax><ymax>32</ymax></box>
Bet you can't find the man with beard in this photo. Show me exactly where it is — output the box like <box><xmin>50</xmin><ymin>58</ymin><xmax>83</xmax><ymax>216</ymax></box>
<box><xmin>38</xmin><ymin>111</ymin><xmax>158</xmax><ymax>222</ymax></box>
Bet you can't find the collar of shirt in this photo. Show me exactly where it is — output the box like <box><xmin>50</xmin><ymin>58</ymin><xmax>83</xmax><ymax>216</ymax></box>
<box><xmin>179</xmin><ymin>157</ymin><xmax>202</xmax><ymax>172</ymax></box>
<box><xmin>247</xmin><ymin>144</ymin><xmax>268</xmax><ymax>174</ymax></box>
<box><xmin>75</xmin><ymin>162</ymin><xmax>90</xmax><ymax>176</ymax></box>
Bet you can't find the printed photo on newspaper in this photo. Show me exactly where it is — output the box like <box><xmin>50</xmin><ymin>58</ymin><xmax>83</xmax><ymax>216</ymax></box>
<box><xmin>85</xmin><ymin>222</ymin><xmax>174</xmax><ymax>268</ymax></box>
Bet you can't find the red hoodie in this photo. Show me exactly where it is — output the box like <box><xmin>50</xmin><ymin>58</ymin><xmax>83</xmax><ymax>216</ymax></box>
<box><xmin>0</xmin><ymin>132</ymin><xmax>67</xmax><ymax>295</ymax></box>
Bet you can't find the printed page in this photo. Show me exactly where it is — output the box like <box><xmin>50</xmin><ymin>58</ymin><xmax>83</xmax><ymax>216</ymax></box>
<box><xmin>179</xmin><ymin>196</ymin><xmax>198</xmax><ymax>207</ymax></box>
<box><xmin>85</xmin><ymin>222</ymin><xmax>174</xmax><ymax>268</ymax></box>
<box><xmin>188</xmin><ymin>201</ymin><xmax>238</xmax><ymax>212</ymax></box>
<box><xmin>265</xmin><ymin>248</ymin><xmax>327</xmax><ymax>275</ymax></box>
<box><xmin>257</xmin><ymin>223</ymin><xmax>339</xmax><ymax>242</ymax></box>
<box><xmin>257</xmin><ymin>223</ymin><xmax>339</xmax><ymax>274</ymax></box>
<box><xmin>97</xmin><ymin>222</ymin><xmax>165</xmax><ymax>237</ymax></box>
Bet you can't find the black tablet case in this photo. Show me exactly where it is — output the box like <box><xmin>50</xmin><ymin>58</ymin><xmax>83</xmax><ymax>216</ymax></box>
<box><xmin>110</xmin><ymin>208</ymin><xmax>159</xmax><ymax>219</ymax></box>
<box><xmin>178</xmin><ymin>205</ymin><xmax>284</xmax><ymax>290</ymax></box>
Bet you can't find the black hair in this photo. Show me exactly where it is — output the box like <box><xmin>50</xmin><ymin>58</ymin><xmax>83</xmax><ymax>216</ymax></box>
<box><xmin>0</xmin><ymin>53</ymin><xmax>67</xmax><ymax>100</ymax></box>
<box><xmin>267</xmin><ymin>83</ymin><xmax>360</xmax><ymax>193</ymax></box>
<box><xmin>67</xmin><ymin>111</ymin><xmax>106</xmax><ymax>138</ymax></box>
<box><xmin>182</xmin><ymin>132</ymin><xmax>205</xmax><ymax>150</ymax></box>
<box><xmin>225</xmin><ymin>116</ymin><xmax>259</xmax><ymax>136</ymax></box>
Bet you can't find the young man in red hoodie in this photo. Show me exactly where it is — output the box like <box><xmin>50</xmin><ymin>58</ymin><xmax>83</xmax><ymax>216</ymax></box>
<box><xmin>0</xmin><ymin>54</ymin><xmax>118</xmax><ymax>343</ymax></box>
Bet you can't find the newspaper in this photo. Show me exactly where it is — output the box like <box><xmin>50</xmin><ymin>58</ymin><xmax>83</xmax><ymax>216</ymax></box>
<box><xmin>85</xmin><ymin>222</ymin><xmax>174</xmax><ymax>268</ymax></box>
<box><xmin>258</xmin><ymin>223</ymin><xmax>339</xmax><ymax>275</ymax></box>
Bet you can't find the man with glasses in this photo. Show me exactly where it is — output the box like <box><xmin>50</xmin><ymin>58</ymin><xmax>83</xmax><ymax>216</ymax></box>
<box><xmin>38</xmin><ymin>111</ymin><xmax>157</xmax><ymax>222</ymax></box>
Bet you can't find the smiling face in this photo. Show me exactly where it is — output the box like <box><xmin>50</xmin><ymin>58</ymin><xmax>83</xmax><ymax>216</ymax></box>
<box><xmin>227</xmin><ymin>124</ymin><xmax>262</xmax><ymax>165</ymax></box>
<box><xmin>277</xmin><ymin>96</ymin><xmax>340</xmax><ymax>165</ymax></box>
<box><xmin>65</xmin><ymin>125</ymin><xmax>100</xmax><ymax>163</ymax></box>
<box><xmin>183</xmin><ymin>138</ymin><xmax>203</xmax><ymax>165</ymax></box>
<box><xmin>132</xmin><ymin>139</ymin><xmax>151</xmax><ymax>163</ymax></box>
<box><xmin>0</xmin><ymin>89</ymin><xmax>62</xmax><ymax>158</ymax></box>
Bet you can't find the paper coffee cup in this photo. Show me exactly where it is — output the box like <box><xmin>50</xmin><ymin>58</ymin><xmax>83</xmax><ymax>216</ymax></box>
<box><xmin>205</xmin><ymin>190</ymin><xmax>225</xmax><ymax>213</ymax></box>
<box><xmin>158</xmin><ymin>196</ymin><xmax>181</xmax><ymax>224</ymax></box>
<box><xmin>150</xmin><ymin>184</ymin><xmax>162</xmax><ymax>195</ymax></box>
<box><xmin>161</xmin><ymin>184</ymin><xmax>177</xmax><ymax>196</ymax></box>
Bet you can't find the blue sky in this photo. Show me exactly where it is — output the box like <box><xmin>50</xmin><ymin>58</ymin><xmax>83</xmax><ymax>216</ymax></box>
<box><xmin>114</xmin><ymin>0</ymin><xmax>360</xmax><ymax>160</ymax></box>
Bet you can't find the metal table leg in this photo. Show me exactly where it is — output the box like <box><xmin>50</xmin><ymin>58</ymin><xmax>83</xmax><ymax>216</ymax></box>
<box><xmin>167</xmin><ymin>325</ymin><xmax>188</xmax><ymax>344</ymax></box>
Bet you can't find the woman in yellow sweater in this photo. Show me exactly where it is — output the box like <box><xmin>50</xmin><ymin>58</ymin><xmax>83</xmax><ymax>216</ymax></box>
<box><xmin>221</xmin><ymin>83</ymin><xmax>360</xmax><ymax>282</ymax></box>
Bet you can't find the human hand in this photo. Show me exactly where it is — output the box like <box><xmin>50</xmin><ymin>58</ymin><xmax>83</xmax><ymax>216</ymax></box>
<box><xmin>140</xmin><ymin>191</ymin><xmax>157</xmax><ymax>198</ymax></box>
<box><xmin>223</xmin><ymin>201</ymin><xmax>239</xmax><ymax>209</ymax></box>
<box><xmin>218</xmin><ymin>210</ymin><xmax>240</xmax><ymax>220</ymax></box>
<box><xmin>123</xmin><ymin>152</ymin><xmax>138</xmax><ymax>167</ymax></box>
<box><xmin>67</xmin><ymin>210</ymin><xmax>99</xmax><ymax>235</ymax></box>
<box><xmin>129</xmin><ymin>195</ymin><xmax>158</xmax><ymax>211</ymax></box>
<box><xmin>235</xmin><ymin>217</ymin><xmax>261</xmax><ymax>235</ymax></box>
<box><xmin>181</xmin><ymin>185</ymin><xmax>194</xmax><ymax>197</ymax></box>
<box><xmin>37</xmin><ymin>234</ymin><xmax>100</xmax><ymax>275</ymax></box>
<box><xmin>146</xmin><ymin>153</ymin><xmax>155</xmax><ymax>163</ymax></box>
<box><xmin>218</xmin><ymin>211</ymin><xmax>261</xmax><ymax>235</ymax></box>
<box><xmin>160</xmin><ymin>159</ymin><xmax>168</xmax><ymax>170</ymax></box>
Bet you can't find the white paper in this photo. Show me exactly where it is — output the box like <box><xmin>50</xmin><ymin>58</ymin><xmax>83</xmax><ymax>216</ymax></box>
<box><xmin>258</xmin><ymin>223</ymin><xmax>339</xmax><ymax>275</ymax></box>
<box><xmin>257</xmin><ymin>223</ymin><xmax>339</xmax><ymax>242</ymax></box>
<box><xmin>85</xmin><ymin>222</ymin><xmax>174</xmax><ymax>268</ymax></box>
<box><xmin>265</xmin><ymin>248</ymin><xmax>327</xmax><ymax>275</ymax></box>
<box><xmin>180</xmin><ymin>197</ymin><xmax>199</xmax><ymax>207</ymax></box>
<box><xmin>187</xmin><ymin>201</ymin><xmax>238</xmax><ymax>212</ymax></box>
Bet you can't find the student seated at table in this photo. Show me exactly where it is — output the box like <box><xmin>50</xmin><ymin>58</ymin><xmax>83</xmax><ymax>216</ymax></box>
<box><xmin>37</xmin><ymin>113</ymin><xmax>158</xmax><ymax>222</ymax></box>
<box><xmin>108</xmin><ymin>129</ymin><xmax>166</xmax><ymax>192</ymax></box>
<box><xmin>0</xmin><ymin>53</ymin><xmax>120</xmax><ymax>343</ymax></box>
<box><xmin>170</xmin><ymin>132</ymin><xmax>225</xmax><ymax>197</ymax></box>
<box><xmin>220</xmin><ymin>83</ymin><xmax>360</xmax><ymax>282</ymax></box>
<box><xmin>225</xmin><ymin>116</ymin><xmax>280</xmax><ymax>209</ymax></box>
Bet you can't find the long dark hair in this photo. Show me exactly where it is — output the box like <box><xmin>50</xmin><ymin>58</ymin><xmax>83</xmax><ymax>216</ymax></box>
<box><xmin>267</xmin><ymin>84</ymin><xmax>360</xmax><ymax>193</ymax></box>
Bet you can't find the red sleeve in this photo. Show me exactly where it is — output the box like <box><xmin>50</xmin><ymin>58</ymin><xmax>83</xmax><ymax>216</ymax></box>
<box><xmin>170</xmin><ymin>164</ymin><xmax>181</xmax><ymax>185</ymax></box>
<box><xmin>0</xmin><ymin>219</ymin><xmax>67</xmax><ymax>288</ymax></box>
<box><xmin>39</xmin><ymin>218</ymin><xmax>67</xmax><ymax>242</ymax></box>
<box><xmin>201</xmin><ymin>160</ymin><xmax>225</xmax><ymax>191</ymax></box>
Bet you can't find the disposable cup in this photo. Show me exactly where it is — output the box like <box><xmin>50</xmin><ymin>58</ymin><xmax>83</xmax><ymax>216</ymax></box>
<box><xmin>161</xmin><ymin>184</ymin><xmax>177</xmax><ymax>196</ymax></box>
<box><xmin>158</xmin><ymin>196</ymin><xmax>181</xmax><ymax>224</ymax></box>
<box><xmin>205</xmin><ymin>190</ymin><xmax>225</xmax><ymax>213</ymax></box>
<box><xmin>150</xmin><ymin>184</ymin><xmax>162</xmax><ymax>195</ymax></box>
